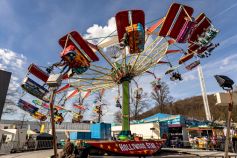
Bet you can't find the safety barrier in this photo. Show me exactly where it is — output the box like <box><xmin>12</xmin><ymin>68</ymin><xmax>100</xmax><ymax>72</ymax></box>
<box><xmin>168</xmin><ymin>140</ymin><xmax>237</xmax><ymax>153</ymax></box>
<box><xmin>0</xmin><ymin>140</ymin><xmax>53</xmax><ymax>154</ymax></box>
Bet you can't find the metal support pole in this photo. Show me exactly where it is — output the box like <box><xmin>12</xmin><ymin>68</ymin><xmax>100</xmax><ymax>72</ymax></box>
<box><xmin>197</xmin><ymin>65</ymin><xmax>212</xmax><ymax>121</ymax></box>
<box><xmin>98</xmin><ymin>93</ymin><xmax>102</xmax><ymax>123</ymax></box>
<box><xmin>122</xmin><ymin>80</ymin><xmax>130</xmax><ymax>131</ymax></box>
<box><xmin>224</xmin><ymin>90</ymin><xmax>233</xmax><ymax>158</ymax></box>
<box><xmin>49</xmin><ymin>88</ymin><xmax>57</xmax><ymax>158</ymax></box>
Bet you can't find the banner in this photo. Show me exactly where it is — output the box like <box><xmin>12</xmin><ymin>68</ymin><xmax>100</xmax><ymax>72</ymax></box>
<box><xmin>21</xmin><ymin>77</ymin><xmax>49</xmax><ymax>102</ymax></box>
<box><xmin>17</xmin><ymin>99</ymin><xmax>39</xmax><ymax>115</ymax></box>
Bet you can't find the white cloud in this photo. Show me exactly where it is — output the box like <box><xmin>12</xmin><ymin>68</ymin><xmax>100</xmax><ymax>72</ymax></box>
<box><xmin>183</xmin><ymin>73</ymin><xmax>197</xmax><ymax>82</ymax></box>
<box><xmin>0</xmin><ymin>49</ymin><xmax>26</xmax><ymax>70</ymax></box>
<box><xmin>0</xmin><ymin>48</ymin><xmax>27</xmax><ymax>101</ymax></box>
<box><xmin>83</xmin><ymin>17</ymin><xmax>117</xmax><ymax>44</ymax></box>
<box><xmin>202</xmin><ymin>53</ymin><xmax>237</xmax><ymax>76</ymax></box>
<box><xmin>220</xmin><ymin>53</ymin><xmax>237</xmax><ymax>67</ymax></box>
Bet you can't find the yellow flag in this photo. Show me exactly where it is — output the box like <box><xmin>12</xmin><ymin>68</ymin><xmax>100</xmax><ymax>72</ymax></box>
<box><xmin>40</xmin><ymin>124</ymin><xmax>45</xmax><ymax>133</ymax></box>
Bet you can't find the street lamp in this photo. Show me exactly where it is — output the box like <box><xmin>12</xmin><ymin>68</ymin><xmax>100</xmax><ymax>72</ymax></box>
<box><xmin>214</xmin><ymin>75</ymin><xmax>234</xmax><ymax>90</ymax></box>
<box><xmin>214</xmin><ymin>75</ymin><xmax>234</xmax><ymax>158</ymax></box>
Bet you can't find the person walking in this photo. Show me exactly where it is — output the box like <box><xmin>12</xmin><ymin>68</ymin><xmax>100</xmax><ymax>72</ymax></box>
<box><xmin>59</xmin><ymin>138</ymin><xmax>75</xmax><ymax>158</ymax></box>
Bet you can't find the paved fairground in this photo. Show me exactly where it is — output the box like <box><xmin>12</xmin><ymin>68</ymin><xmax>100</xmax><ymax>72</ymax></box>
<box><xmin>0</xmin><ymin>148</ymin><xmax>237</xmax><ymax>158</ymax></box>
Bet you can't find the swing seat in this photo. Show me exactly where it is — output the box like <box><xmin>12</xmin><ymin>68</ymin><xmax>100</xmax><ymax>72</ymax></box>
<box><xmin>197</xmin><ymin>43</ymin><xmax>212</xmax><ymax>54</ymax></box>
<box><xmin>170</xmin><ymin>72</ymin><xmax>182</xmax><ymax>81</ymax></box>
<box><xmin>176</xmin><ymin>19</ymin><xmax>195</xmax><ymax>43</ymax></box>
<box><xmin>165</xmin><ymin>65</ymin><xmax>180</xmax><ymax>76</ymax></box>
<box><xmin>21</xmin><ymin>77</ymin><xmax>49</xmax><ymax>102</ymax></box>
<box><xmin>116</xmin><ymin>100</ymin><xmax>122</xmax><ymax>108</ymax></box>
<box><xmin>32</xmin><ymin>112</ymin><xmax>47</xmax><ymax>121</ymax></box>
<box><xmin>197</xmin><ymin>36</ymin><xmax>209</xmax><ymax>46</ymax></box>
<box><xmin>188</xmin><ymin>13</ymin><xmax>211</xmax><ymax>43</ymax></box>
<box><xmin>17</xmin><ymin>99</ymin><xmax>39</xmax><ymax>115</ymax></box>
<box><xmin>126</xmin><ymin>23</ymin><xmax>145</xmax><ymax>54</ymax></box>
<box><xmin>115</xmin><ymin>10</ymin><xmax>145</xmax><ymax>43</ymax></box>
<box><xmin>185</xmin><ymin>60</ymin><xmax>200</xmax><ymax>70</ymax></box>
<box><xmin>61</xmin><ymin>45</ymin><xmax>90</xmax><ymax>68</ymax></box>
<box><xmin>202</xmin><ymin>27</ymin><xmax>219</xmax><ymax>43</ymax></box>
<box><xmin>73</xmin><ymin>114</ymin><xmax>83</xmax><ymax>122</ymax></box>
<box><xmin>59</xmin><ymin>31</ymin><xmax>99</xmax><ymax>62</ymax></box>
<box><xmin>28</xmin><ymin>64</ymin><xmax>49</xmax><ymax>82</ymax></box>
<box><xmin>61</xmin><ymin>45</ymin><xmax>90</xmax><ymax>74</ymax></box>
<box><xmin>55</xmin><ymin>115</ymin><xmax>64</xmax><ymax>124</ymax></box>
<box><xmin>72</xmin><ymin>115</ymin><xmax>83</xmax><ymax>123</ymax></box>
<box><xmin>165</xmin><ymin>67</ymin><xmax>176</xmax><ymax>75</ymax></box>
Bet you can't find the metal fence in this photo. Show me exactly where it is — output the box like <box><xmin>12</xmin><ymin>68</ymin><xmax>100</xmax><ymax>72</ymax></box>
<box><xmin>168</xmin><ymin>140</ymin><xmax>237</xmax><ymax>153</ymax></box>
<box><xmin>0</xmin><ymin>140</ymin><xmax>53</xmax><ymax>154</ymax></box>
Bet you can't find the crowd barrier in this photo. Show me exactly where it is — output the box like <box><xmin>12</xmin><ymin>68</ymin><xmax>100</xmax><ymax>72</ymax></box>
<box><xmin>0</xmin><ymin>140</ymin><xmax>53</xmax><ymax>154</ymax></box>
<box><xmin>167</xmin><ymin>140</ymin><xmax>237</xmax><ymax>152</ymax></box>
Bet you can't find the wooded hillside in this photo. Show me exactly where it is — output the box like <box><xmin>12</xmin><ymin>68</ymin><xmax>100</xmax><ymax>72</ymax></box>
<box><xmin>137</xmin><ymin>94</ymin><xmax>237</xmax><ymax>122</ymax></box>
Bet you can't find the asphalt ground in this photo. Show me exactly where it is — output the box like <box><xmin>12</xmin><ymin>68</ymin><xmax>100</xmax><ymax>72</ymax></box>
<box><xmin>0</xmin><ymin>148</ymin><xmax>236</xmax><ymax>158</ymax></box>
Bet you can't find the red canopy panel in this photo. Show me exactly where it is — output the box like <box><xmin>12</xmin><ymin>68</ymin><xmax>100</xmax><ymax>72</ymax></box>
<box><xmin>188</xmin><ymin>40</ymin><xmax>213</xmax><ymax>55</ymax></box>
<box><xmin>59</xmin><ymin>31</ymin><xmax>99</xmax><ymax>62</ymax></box>
<box><xmin>159</xmin><ymin>3</ymin><xmax>194</xmax><ymax>39</ymax></box>
<box><xmin>115</xmin><ymin>10</ymin><xmax>145</xmax><ymax>42</ymax></box>
<box><xmin>147</xmin><ymin>17</ymin><xmax>165</xmax><ymax>34</ymax></box>
<box><xmin>178</xmin><ymin>53</ymin><xmax>194</xmax><ymax>64</ymax></box>
<box><xmin>28</xmin><ymin>64</ymin><xmax>49</xmax><ymax>82</ymax></box>
<box><xmin>189</xmin><ymin>13</ymin><xmax>211</xmax><ymax>43</ymax></box>
<box><xmin>188</xmin><ymin>43</ymin><xmax>200</xmax><ymax>54</ymax></box>
<box><xmin>166</xmin><ymin>49</ymin><xmax>181</xmax><ymax>54</ymax></box>
<box><xmin>157</xmin><ymin>61</ymin><xmax>169</xmax><ymax>64</ymax></box>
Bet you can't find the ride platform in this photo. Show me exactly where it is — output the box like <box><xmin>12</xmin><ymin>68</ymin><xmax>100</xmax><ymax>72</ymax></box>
<box><xmin>86</xmin><ymin>139</ymin><xmax>166</xmax><ymax>156</ymax></box>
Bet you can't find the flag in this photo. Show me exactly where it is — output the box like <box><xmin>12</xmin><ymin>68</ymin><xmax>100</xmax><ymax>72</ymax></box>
<box><xmin>56</xmin><ymin>84</ymin><xmax>70</xmax><ymax>94</ymax></box>
<box><xmin>66</xmin><ymin>89</ymin><xmax>79</xmax><ymax>100</ymax></box>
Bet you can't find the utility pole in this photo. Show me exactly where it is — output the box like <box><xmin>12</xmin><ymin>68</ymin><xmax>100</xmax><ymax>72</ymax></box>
<box><xmin>197</xmin><ymin>65</ymin><xmax>212</xmax><ymax>121</ymax></box>
<box><xmin>49</xmin><ymin>88</ymin><xmax>57</xmax><ymax>158</ymax></box>
<box><xmin>224</xmin><ymin>90</ymin><xmax>233</xmax><ymax>158</ymax></box>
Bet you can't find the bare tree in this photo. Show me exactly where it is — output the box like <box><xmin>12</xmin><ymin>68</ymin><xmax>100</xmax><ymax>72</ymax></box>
<box><xmin>91</xmin><ymin>90</ymin><xmax>106</xmax><ymax>122</ymax></box>
<box><xmin>114</xmin><ymin>110</ymin><xmax>122</xmax><ymax>123</ymax></box>
<box><xmin>130</xmin><ymin>88</ymin><xmax>150</xmax><ymax>120</ymax></box>
<box><xmin>151</xmin><ymin>80</ymin><xmax>173</xmax><ymax>113</ymax></box>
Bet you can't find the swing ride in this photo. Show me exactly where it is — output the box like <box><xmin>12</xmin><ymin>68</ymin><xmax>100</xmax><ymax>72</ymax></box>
<box><xmin>16</xmin><ymin>3</ymin><xmax>219</xmax><ymax>156</ymax></box>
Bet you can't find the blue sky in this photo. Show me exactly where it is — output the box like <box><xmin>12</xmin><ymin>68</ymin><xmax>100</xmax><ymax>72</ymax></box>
<box><xmin>0</xmin><ymin>0</ymin><xmax>237</xmax><ymax>122</ymax></box>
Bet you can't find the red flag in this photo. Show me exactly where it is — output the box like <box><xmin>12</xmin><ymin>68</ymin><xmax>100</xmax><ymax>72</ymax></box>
<box><xmin>67</xmin><ymin>89</ymin><xmax>79</xmax><ymax>100</ymax></box>
<box><xmin>82</xmin><ymin>89</ymin><xmax>91</xmax><ymax>99</ymax></box>
<box><xmin>73</xmin><ymin>104</ymin><xmax>86</xmax><ymax>110</ymax></box>
<box><xmin>56</xmin><ymin>84</ymin><xmax>70</xmax><ymax>94</ymax></box>
<box><xmin>165</xmin><ymin>50</ymin><xmax>181</xmax><ymax>54</ymax></box>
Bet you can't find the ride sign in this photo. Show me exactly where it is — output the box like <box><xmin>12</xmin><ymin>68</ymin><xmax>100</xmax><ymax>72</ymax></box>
<box><xmin>86</xmin><ymin>140</ymin><xmax>165</xmax><ymax>155</ymax></box>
